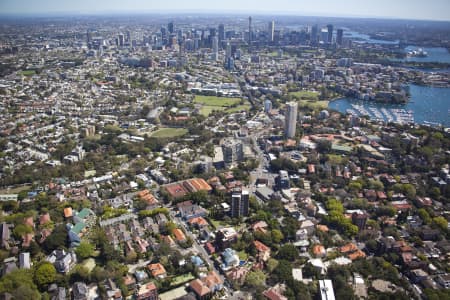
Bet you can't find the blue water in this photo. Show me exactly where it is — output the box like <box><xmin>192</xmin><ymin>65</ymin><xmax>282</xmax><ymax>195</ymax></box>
<box><xmin>396</xmin><ymin>46</ymin><xmax>450</xmax><ymax>64</ymax></box>
<box><xmin>345</xmin><ymin>31</ymin><xmax>399</xmax><ymax>45</ymax></box>
<box><xmin>328</xmin><ymin>85</ymin><xmax>450</xmax><ymax>127</ymax></box>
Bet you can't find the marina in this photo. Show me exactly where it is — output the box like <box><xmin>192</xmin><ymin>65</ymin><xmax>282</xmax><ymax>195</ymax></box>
<box><xmin>329</xmin><ymin>84</ymin><xmax>450</xmax><ymax>127</ymax></box>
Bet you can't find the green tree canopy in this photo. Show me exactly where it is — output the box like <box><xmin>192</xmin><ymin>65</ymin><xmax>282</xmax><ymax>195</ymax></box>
<box><xmin>277</xmin><ymin>244</ymin><xmax>299</xmax><ymax>261</ymax></box>
<box><xmin>0</xmin><ymin>269</ymin><xmax>40</xmax><ymax>298</ymax></box>
<box><xmin>34</xmin><ymin>262</ymin><xmax>56</xmax><ymax>288</ymax></box>
<box><xmin>245</xmin><ymin>270</ymin><xmax>267</xmax><ymax>288</ymax></box>
<box><xmin>75</xmin><ymin>241</ymin><xmax>95</xmax><ymax>259</ymax></box>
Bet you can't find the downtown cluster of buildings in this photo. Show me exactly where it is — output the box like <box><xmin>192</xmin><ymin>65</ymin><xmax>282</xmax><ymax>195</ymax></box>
<box><xmin>0</xmin><ymin>14</ymin><xmax>449</xmax><ymax>300</ymax></box>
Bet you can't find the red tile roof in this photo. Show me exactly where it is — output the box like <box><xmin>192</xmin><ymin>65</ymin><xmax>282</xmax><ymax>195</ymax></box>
<box><xmin>172</xmin><ymin>228</ymin><xmax>186</xmax><ymax>242</ymax></box>
<box><xmin>190</xmin><ymin>279</ymin><xmax>210</xmax><ymax>297</ymax></box>
<box><xmin>254</xmin><ymin>240</ymin><xmax>270</xmax><ymax>253</ymax></box>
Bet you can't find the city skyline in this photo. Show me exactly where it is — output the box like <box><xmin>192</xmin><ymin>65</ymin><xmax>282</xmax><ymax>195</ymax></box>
<box><xmin>1</xmin><ymin>0</ymin><xmax>450</xmax><ymax>21</ymax></box>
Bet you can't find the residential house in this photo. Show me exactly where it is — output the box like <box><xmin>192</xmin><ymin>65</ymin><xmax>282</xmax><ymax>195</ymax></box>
<box><xmin>47</xmin><ymin>250</ymin><xmax>77</xmax><ymax>274</ymax></box>
<box><xmin>187</xmin><ymin>217</ymin><xmax>209</xmax><ymax>229</ymax></box>
<box><xmin>123</xmin><ymin>275</ymin><xmax>136</xmax><ymax>292</ymax></box>
<box><xmin>189</xmin><ymin>279</ymin><xmax>210</xmax><ymax>300</ymax></box>
<box><xmin>300</xmin><ymin>220</ymin><xmax>315</xmax><ymax>235</ymax></box>
<box><xmin>263</xmin><ymin>283</ymin><xmax>288</xmax><ymax>300</ymax></box>
<box><xmin>251</xmin><ymin>221</ymin><xmax>268</xmax><ymax>234</ymax></box>
<box><xmin>254</xmin><ymin>240</ymin><xmax>271</xmax><ymax>262</ymax></box>
<box><xmin>177</xmin><ymin>201</ymin><xmax>207</xmax><ymax>221</ymax></box>
<box><xmin>19</xmin><ymin>252</ymin><xmax>30</xmax><ymax>269</ymax></box>
<box><xmin>437</xmin><ymin>274</ymin><xmax>450</xmax><ymax>289</ymax></box>
<box><xmin>148</xmin><ymin>263</ymin><xmax>167</xmax><ymax>279</ymax></box>
<box><xmin>221</xmin><ymin>248</ymin><xmax>239</xmax><ymax>271</ymax></box>
<box><xmin>142</xmin><ymin>217</ymin><xmax>159</xmax><ymax>234</ymax></box>
<box><xmin>172</xmin><ymin>228</ymin><xmax>187</xmax><ymax>243</ymax></box>
<box><xmin>189</xmin><ymin>271</ymin><xmax>223</xmax><ymax>300</ymax></box>
<box><xmin>136</xmin><ymin>282</ymin><xmax>158</xmax><ymax>300</ymax></box>
<box><xmin>226</xmin><ymin>267</ymin><xmax>249</xmax><ymax>286</ymax></box>
<box><xmin>154</xmin><ymin>213</ymin><xmax>168</xmax><ymax>230</ymax></box>
<box><xmin>215</xmin><ymin>227</ymin><xmax>238</xmax><ymax>251</ymax></box>
<box><xmin>104</xmin><ymin>279</ymin><xmax>122</xmax><ymax>300</ymax></box>
<box><xmin>72</xmin><ymin>282</ymin><xmax>88</xmax><ymax>300</ymax></box>
<box><xmin>48</xmin><ymin>284</ymin><xmax>67</xmax><ymax>300</ymax></box>
<box><xmin>409</xmin><ymin>269</ymin><xmax>429</xmax><ymax>284</ymax></box>
<box><xmin>313</xmin><ymin>245</ymin><xmax>326</xmax><ymax>258</ymax></box>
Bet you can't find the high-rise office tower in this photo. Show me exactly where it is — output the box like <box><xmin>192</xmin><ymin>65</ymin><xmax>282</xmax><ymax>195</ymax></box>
<box><xmin>336</xmin><ymin>28</ymin><xmax>344</xmax><ymax>46</ymax></box>
<box><xmin>327</xmin><ymin>24</ymin><xmax>334</xmax><ymax>44</ymax></box>
<box><xmin>168</xmin><ymin>21</ymin><xmax>174</xmax><ymax>34</ymax></box>
<box><xmin>226</xmin><ymin>42</ymin><xmax>231</xmax><ymax>59</ymax></box>
<box><xmin>212</xmin><ymin>36</ymin><xmax>219</xmax><ymax>61</ymax></box>
<box><xmin>311</xmin><ymin>24</ymin><xmax>318</xmax><ymax>46</ymax></box>
<box><xmin>218</xmin><ymin>24</ymin><xmax>225</xmax><ymax>43</ymax></box>
<box><xmin>264</xmin><ymin>99</ymin><xmax>272</xmax><ymax>113</ymax></box>
<box><xmin>126</xmin><ymin>30</ymin><xmax>131</xmax><ymax>43</ymax></box>
<box><xmin>248</xmin><ymin>16</ymin><xmax>252</xmax><ymax>52</ymax></box>
<box><xmin>118</xmin><ymin>34</ymin><xmax>124</xmax><ymax>47</ymax></box>
<box><xmin>86</xmin><ymin>30</ymin><xmax>92</xmax><ymax>44</ymax></box>
<box><xmin>268</xmin><ymin>21</ymin><xmax>275</xmax><ymax>42</ymax></box>
<box><xmin>231</xmin><ymin>189</ymin><xmax>249</xmax><ymax>218</ymax></box>
<box><xmin>285</xmin><ymin>102</ymin><xmax>298</xmax><ymax>138</ymax></box>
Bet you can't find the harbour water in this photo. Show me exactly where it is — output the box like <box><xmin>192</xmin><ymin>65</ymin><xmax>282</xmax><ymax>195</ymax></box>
<box><xmin>345</xmin><ymin>31</ymin><xmax>399</xmax><ymax>45</ymax></box>
<box><xmin>394</xmin><ymin>46</ymin><xmax>450</xmax><ymax>64</ymax></box>
<box><xmin>328</xmin><ymin>85</ymin><xmax>450</xmax><ymax>127</ymax></box>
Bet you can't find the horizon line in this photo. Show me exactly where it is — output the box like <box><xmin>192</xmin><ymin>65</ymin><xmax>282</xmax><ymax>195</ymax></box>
<box><xmin>0</xmin><ymin>10</ymin><xmax>450</xmax><ymax>23</ymax></box>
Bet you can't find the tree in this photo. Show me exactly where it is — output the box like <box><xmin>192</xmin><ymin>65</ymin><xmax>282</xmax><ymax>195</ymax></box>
<box><xmin>266</xmin><ymin>258</ymin><xmax>279</xmax><ymax>273</ymax></box>
<box><xmin>433</xmin><ymin>216</ymin><xmax>448</xmax><ymax>232</ymax></box>
<box><xmin>13</xmin><ymin>224</ymin><xmax>33</xmax><ymax>239</ymax></box>
<box><xmin>34</xmin><ymin>262</ymin><xmax>56</xmax><ymax>288</ymax></box>
<box><xmin>75</xmin><ymin>241</ymin><xmax>95</xmax><ymax>259</ymax></box>
<box><xmin>277</xmin><ymin>244</ymin><xmax>299</xmax><ymax>261</ymax></box>
<box><xmin>326</xmin><ymin>199</ymin><xmax>344</xmax><ymax>214</ymax></box>
<box><xmin>272</xmin><ymin>260</ymin><xmax>293</xmax><ymax>282</ymax></box>
<box><xmin>418</xmin><ymin>208</ymin><xmax>431</xmax><ymax>225</ymax></box>
<box><xmin>43</xmin><ymin>224</ymin><xmax>67</xmax><ymax>253</ymax></box>
<box><xmin>0</xmin><ymin>269</ymin><xmax>40</xmax><ymax>298</ymax></box>
<box><xmin>70</xmin><ymin>265</ymin><xmax>90</xmax><ymax>283</ymax></box>
<box><xmin>271</xmin><ymin>229</ymin><xmax>284</xmax><ymax>244</ymax></box>
<box><xmin>245</xmin><ymin>270</ymin><xmax>267</xmax><ymax>288</ymax></box>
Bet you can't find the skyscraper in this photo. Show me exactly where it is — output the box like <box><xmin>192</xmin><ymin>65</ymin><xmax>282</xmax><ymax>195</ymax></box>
<box><xmin>231</xmin><ymin>189</ymin><xmax>249</xmax><ymax>218</ymax></box>
<box><xmin>118</xmin><ymin>34</ymin><xmax>124</xmax><ymax>47</ymax></box>
<box><xmin>264</xmin><ymin>99</ymin><xmax>272</xmax><ymax>113</ymax></box>
<box><xmin>311</xmin><ymin>24</ymin><xmax>318</xmax><ymax>46</ymax></box>
<box><xmin>327</xmin><ymin>24</ymin><xmax>334</xmax><ymax>44</ymax></box>
<box><xmin>218</xmin><ymin>24</ymin><xmax>225</xmax><ymax>43</ymax></box>
<box><xmin>212</xmin><ymin>36</ymin><xmax>219</xmax><ymax>61</ymax></box>
<box><xmin>168</xmin><ymin>21</ymin><xmax>174</xmax><ymax>34</ymax></box>
<box><xmin>248</xmin><ymin>16</ymin><xmax>252</xmax><ymax>52</ymax></box>
<box><xmin>225</xmin><ymin>42</ymin><xmax>231</xmax><ymax>59</ymax></box>
<box><xmin>268</xmin><ymin>21</ymin><xmax>275</xmax><ymax>43</ymax></box>
<box><xmin>285</xmin><ymin>102</ymin><xmax>298</xmax><ymax>138</ymax></box>
<box><xmin>86</xmin><ymin>29</ymin><xmax>92</xmax><ymax>44</ymax></box>
<box><xmin>336</xmin><ymin>28</ymin><xmax>344</xmax><ymax>46</ymax></box>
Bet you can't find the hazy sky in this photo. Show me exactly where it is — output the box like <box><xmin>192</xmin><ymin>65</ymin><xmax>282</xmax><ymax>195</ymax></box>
<box><xmin>1</xmin><ymin>0</ymin><xmax>450</xmax><ymax>21</ymax></box>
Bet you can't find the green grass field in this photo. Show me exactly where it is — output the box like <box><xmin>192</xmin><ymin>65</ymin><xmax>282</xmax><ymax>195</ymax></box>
<box><xmin>299</xmin><ymin>100</ymin><xmax>329</xmax><ymax>109</ymax></box>
<box><xmin>171</xmin><ymin>273</ymin><xmax>195</xmax><ymax>286</ymax></box>
<box><xmin>227</xmin><ymin>104</ymin><xmax>252</xmax><ymax>113</ymax></box>
<box><xmin>289</xmin><ymin>90</ymin><xmax>319</xmax><ymax>100</ymax></box>
<box><xmin>0</xmin><ymin>185</ymin><xmax>30</xmax><ymax>195</ymax></box>
<box><xmin>151</xmin><ymin>128</ymin><xmax>188</xmax><ymax>138</ymax></box>
<box><xmin>194</xmin><ymin>95</ymin><xmax>241</xmax><ymax>106</ymax></box>
<box><xmin>20</xmin><ymin>70</ymin><xmax>36</xmax><ymax>76</ymax></box>
<box><xmin>199</xmin><ymin>105</ymin><xmax>226</xmax><ymax>116</ymax></box>
<box><xmin>194</xmin><ymin>95</ymin><xmax>250</xmax><ymax>116</ymax></box>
